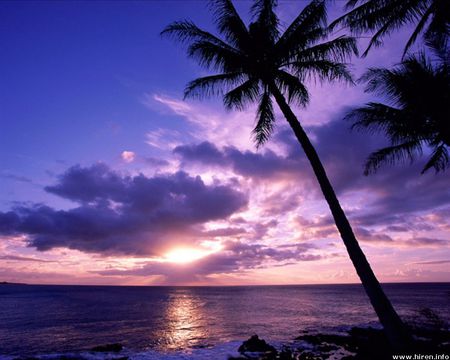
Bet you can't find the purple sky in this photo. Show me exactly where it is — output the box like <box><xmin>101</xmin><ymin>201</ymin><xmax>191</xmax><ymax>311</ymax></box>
<box><xmin>0</xmin><ymin>1</ymin><xmax>449</xmax><ymax>285</ymax></box>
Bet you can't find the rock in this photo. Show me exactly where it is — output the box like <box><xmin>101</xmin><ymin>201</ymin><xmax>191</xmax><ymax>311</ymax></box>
<box><xmin>238</xmin><ymin>335</ymin><xmax>276</xmax><ymax>354</ymax></box>
<box><xmin>90</xmin><ymin>343</ymin><xmax>123</xmax><ymax>352</ymax></box>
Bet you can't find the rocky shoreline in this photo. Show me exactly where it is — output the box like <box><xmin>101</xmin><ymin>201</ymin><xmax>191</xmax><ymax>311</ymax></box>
<box><xmin>9</xmin><ymin>324</ymin><xmax>450</xmax><ymax>360</ymax></box>
<box><xmin>230</xmin><ymin>325</ymin><xmax>450</xmax><ymax>360</ymax></box>
<box><xmin>8</xmin><ymin>309</ymin><xmax>450</xmax><ymax>360</ymax></box>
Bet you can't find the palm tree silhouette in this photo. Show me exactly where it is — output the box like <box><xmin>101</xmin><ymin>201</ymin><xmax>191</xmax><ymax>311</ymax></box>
<box><xmin>331</xmin><ymin>0</ymin><xmax>449</xmax><ymax>57</ymax></box>
<box><xmin>346</xmin><ymin>48</ymin><xmax>449</xmax><ymax>174</ymax></box>
<box><xmin>162</xmin><ymin>0</ymin><xmax>411</xmax><ymax>349</ymax></box>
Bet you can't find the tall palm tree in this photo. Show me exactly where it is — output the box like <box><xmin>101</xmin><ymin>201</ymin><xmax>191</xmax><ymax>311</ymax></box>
<box><xmin>331</xmin><ymin>0</ymin><xmax>450</xmax><ymax>57</ymax></box>
<box><xmin>162</xmin><ymin>0</ymin><xmax>411</xmax><ymax>349</ymax></box>
<box><xmin>346</xmin><ymin>49</ymin><xmax>449</xmax><ymax>174</ymax></box>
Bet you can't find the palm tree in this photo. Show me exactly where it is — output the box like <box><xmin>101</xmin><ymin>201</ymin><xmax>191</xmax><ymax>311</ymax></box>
<box><xmin>346</xmin><ymin>49</ymin><xmax>449</xmax><ymax>174</ymax></box>
<box><xmin>162</xmin><ymin>0</ymin><xmax>411</xmax><ymax>349</ymax></box>
<box><xmin>331</xmin><ymin>0</ymin><xmax>449</xmax><ymax>57</ymax></box>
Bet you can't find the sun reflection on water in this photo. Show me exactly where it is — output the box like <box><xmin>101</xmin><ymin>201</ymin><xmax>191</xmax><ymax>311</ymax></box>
<box><xmin>163</xmin><ymin>290</ymin><xmax>208</xmax><ymax>350</ymax></box>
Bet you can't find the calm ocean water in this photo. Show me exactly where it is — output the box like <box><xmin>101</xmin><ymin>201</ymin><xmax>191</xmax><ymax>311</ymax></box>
<box><xmin>0</xmin><ymin>283</ymin><xmax>449</xmax><ymax>358</ymax></box>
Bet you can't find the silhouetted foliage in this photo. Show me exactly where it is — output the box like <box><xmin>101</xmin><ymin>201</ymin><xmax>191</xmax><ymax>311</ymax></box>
<box><xmin>346</xmin><ymin>50</ymin><xmax>450</xmax><ymax>174</ymax></box>
<box><xmin>162</xmin><ymin>0</ymin><xmax>356</xmax><ymax>147</ymax></box>
<box><xmin>331</xmin><ymin>0</ymin><xmax>450</xmax><ymax>58</ymax></box>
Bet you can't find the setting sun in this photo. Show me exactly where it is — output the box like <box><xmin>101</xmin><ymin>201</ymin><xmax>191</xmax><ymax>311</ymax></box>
<box><xmin>164</xmin><ymin>248</ymin><xmax>211</xmax><ymax>264</ymax></box>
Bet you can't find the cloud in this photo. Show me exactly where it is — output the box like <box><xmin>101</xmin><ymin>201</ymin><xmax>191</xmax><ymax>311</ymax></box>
<box><xmin>405</xmin><ymin>237</ymin><xmax>449</xmax><ymax>247</ymax></box>
<box><xmin>152</xmin><ymin>94</ymin><xmax>194</xmax><ymax>119</ymax></box>
<box><xmin>146</xmin><ymin>128</ymin><xmax>183</xmax><ymax>150</ymax></box>
<box><xmin>0</xmin><ymin>164</ymin><xmax>248</xmax><ymax>256</ymax></box>
<box><xmin>174</xmin><ymin>116</ymin><xmax>450</xmax><ymax>235</ymax></box>
<box><xmin>354</xmin><ymin>227</ymin><xmax>394</xmax><ymax>243</ymax></box>
<box><xmin>121</xmin><ymin>151</ymin><xmax>135</xmax><ymax>163</ymax></box>
<box><xmin>143</xmin><ymin>157</ymin><xmax>170</xmax><ymax>167</ymax></box>
<box><xmin>96</xmin><ymin>240</ymin><xmax>322</xmax><ymax>282</ymax></box>
<box><xmin>149</xmin><ymin>93</ymin><xmax>258</xmax><ymax>151</ymax></box>
<box><xmin>174</xmin><ymin>141</ymin><xmax>308</xmax><ymax>180</ymax></box>
<box><xmin>0</xmin><ymin>254</ymin><xmax>54</xmax><ymax>263</ymax></box>
<box><xmin>174</xmin><ymin>141</ymin><xmax>225</xmax><ymax>166</ymax></box>
<box><xmin>0</xmin><ymin>171</ymin><xmax>32</xmax><ymax>183</ymax></box>
<box><xmin>412</xmin><ymin>259</ymin><xmax>450</xmax><ymax>265</ymax></box>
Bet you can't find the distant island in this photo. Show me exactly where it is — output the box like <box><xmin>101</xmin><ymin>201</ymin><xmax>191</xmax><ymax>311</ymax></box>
<box><xmin>0</xmin><ymin>281</ymin><xmax>27</xmax><ymax>285</ymax></box>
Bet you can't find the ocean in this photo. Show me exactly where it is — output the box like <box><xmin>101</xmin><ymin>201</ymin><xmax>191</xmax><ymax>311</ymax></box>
<box><xmin>0</xmin><ymin>283</ymin><xmax>449</xmax><ymax>359</ymax></box>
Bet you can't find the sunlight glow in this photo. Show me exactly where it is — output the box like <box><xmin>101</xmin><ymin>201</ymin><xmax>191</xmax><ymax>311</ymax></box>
<box><xmin>164</xmin><ymin>248</ymin><xmax>210</xmax><ymax>264</ymax></box>
<box><xmin>164</xmin><ymin>242</ymin><xmax>223</xmax><ymax>264</ymax></box>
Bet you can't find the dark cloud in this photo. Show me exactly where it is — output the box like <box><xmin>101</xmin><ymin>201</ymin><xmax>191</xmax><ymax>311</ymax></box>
<box><xmin>174</xmin><ymin>141</ymin><xmax>225</xmax><ymax>165</ymax></box>
<box><xmin>405</xmin><ymin>237</ymin><xmax>449</xmax><ymax>247</ymax></box>
<box><xmin>200</xmin><ymin>227</ymin><xmax>247</xmax><ymax>237</ymax></box>
<box><xmin>174</xmin><ymin>141</ymin><xmax>308</xmax><ymax>180</ymax></box>
<box><xmin>0</xmin><ymin>171</ymin><xmax>32</xmax><ymax>183</ymax></box>
<box><xmin>0</xmin><ymin>255</ymin><xmax>54</xmax><ymax>263</ymax></box>
<box><xmin>0</xmin><ymin>164</ymin><xmax>248</xmax><ymax>255</ymax></box>
<box><xmin>385</xmin><ymin>225</ymin><xmax>410</xmax><ymax>232</ymax></box>
<box><xmin>412</xmin><ymin>260</ymin><xmax>450</xmax><ymax>265</ymax></box>
<box><xmin>143</xmin><ymin>157</ymin><xmax>170</xmax><ymax>167</ymax></box>
<box><xmin>354</xmin><ymin>227</ymin><xmax>394</xmax><ymax>243</ymax></box>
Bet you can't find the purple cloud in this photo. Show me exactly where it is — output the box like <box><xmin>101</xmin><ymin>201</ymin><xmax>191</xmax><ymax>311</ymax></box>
<box><xmin>175</xmin><ymin>117</ymin><xmax>450</xmax><ymax>236</ymax></box>
<box><xmin>0</xmin><ymin>255</ymin><xmax>54</xmax><ymax>263</ymax></box>
<box><xmin>0</xmin><ymin>164</ymin><xmax>248</xmax><ymax>256</ymax></box>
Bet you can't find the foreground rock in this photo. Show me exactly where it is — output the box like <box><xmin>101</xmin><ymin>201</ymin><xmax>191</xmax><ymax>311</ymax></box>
<box><xmin>229</xmin><ymin>325</ymin><xmax>450</xmax><ymax>360</ymax></box>
<box><xmin>238</xmin><ymin>335</ymin><xmax>277</xmax><ymax>353</ymax></box>
<box><xmin>90</xmin><ymin>343</ymin><xmax>123</xmax><ymax>352</ymax></box>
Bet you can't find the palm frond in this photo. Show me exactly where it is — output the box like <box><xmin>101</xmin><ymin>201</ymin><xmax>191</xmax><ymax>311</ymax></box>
<box><xmin>359</xmin><ymin>67</ymin><xmax>405</xmax><ymax>104</ymax></box>
<box><xmin>274</xmin><ymin>70</ymin><xmax>309</xmax><ymax>106</ymax></box>
<box><xmin>364</xmin><ymin>140</ymin><xmax>423</xmax><ymax>175</ymax></box>
<box><xmin>344</xmin><ymin>0</ymin><xmax>365</xmax><ymax>10</ymax></box>
<box><xmin>223</xmin><ymin>78</ymin><xmax>261</xmax><ymax>110</ymax></box>
<box><xmin>346</xmin><ymin>102</ymin><xmax>421</xmax><ymax>146</ymax></box>
<box><xmin>361</xmin><ymin>14</ymin><xmax>404</xmax><ymax>57</ymax></box>
<box><xmin>340</xmin><ymin>0</ymin><xmax>424</xmax><ymax>35</ymax></box>
<box><xmin>361</xmin><ymin>55</ymin><xmax>438</xmax><ymax>108</ymax></box>
<box><xmin>290</xmin><ymin>60</ymin><xmax>354</xmax><ymax>84</ymax></box>
<box><xmin>288</xmin><ymin>36</ymin><xmax>358</xmax><ymax>64</ymax></box>
<box><xmin>331</xmin><ymin>0</ymin><xmax>392</xmax><ymax>31</ymax></box>
<box><xmin>421</xmin><ymin>143</ymin><xmax>449</xmax><ymax>173</ymax></box>
<box><xmin>210</xmin><ymin>0</ymin><xmax>250</xmax><ymax>50</ymax></box>
<box><xmin>424</xmin><ymin>0</ymin><xmax>450</xmax><ymax>52</ymax></box>
<box><xmin>276</xmin><ymin>0</ymin><xmax>327</xmax><ymax>59</ymax></box>
<box><xmin>348</xmin><ymin>51</ymin><xmax>449</xmax><ymax>174</ymax></box>
<box><xmin>184</xmin><ymin>73</ymin><xmax>246</xmax><ymax>99</ymax></box>
<box><xmin>402</xmin><ymin>5</ymin><xmax>434</xmax><ymax>58</ymax></box>
<box><xmin>161</xmin><ymin>20</ymin><xmax>235</xmax><ymax>50</ymax></box>
<box><xmin>251</xmin><ymin>0</ymin><xmax>280</xmax><ymax>43</ymax></box>
<box><xmin>347</xmin><ymin>102</ymin><xmax>404</xmax><ymax>134</ymax></box>
<box><xmin>331</xmin><ymin>0</ymin><xmax>443</xmax><ymax>57</ymax></box>
<box><xmin>187</xmin><ymin>40</ymin><xmax>243</xmax><ymax>72</ymax></box>
<box><xmin>253</xmin><ymin>91</ymin><xmax>275</xmax><ymax>147</ymax></box>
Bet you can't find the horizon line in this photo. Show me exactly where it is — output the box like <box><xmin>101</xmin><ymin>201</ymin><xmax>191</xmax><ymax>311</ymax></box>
<box><xmin>2</xmin><ymin>280</ymin><xmax>449</xmax><ymax>287</ymax></box>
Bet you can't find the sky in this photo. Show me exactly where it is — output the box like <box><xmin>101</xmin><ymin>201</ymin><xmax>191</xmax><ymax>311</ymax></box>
<box><xmin>0</xmin><ymin>0</ymin><xmax>449</xmax><ymax>286</ymax></box>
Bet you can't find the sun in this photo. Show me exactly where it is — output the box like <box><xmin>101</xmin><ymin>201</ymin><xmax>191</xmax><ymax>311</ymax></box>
<box><xmin>164</xmin><ymin>247</ymin><xmax>210</xmax><ymax>264</ymax></box>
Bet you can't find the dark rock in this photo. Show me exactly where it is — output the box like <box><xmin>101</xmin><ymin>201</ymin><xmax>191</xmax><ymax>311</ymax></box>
<box><xmin>298</xmin><ymin>352</ymin><xmax>325</xmax><ymax>360</ymax></box>
<box><xmin>316</xmin><ymin>343</ymin><xmax>339</xmax><ymax>352</ymax></box>
<box><xmin>238</xmin><ymin>335</ymin><xmax>276</xmax><ymax>354</ymax></box>
<box><xmin>14</xmin><ymin>357</ymin><xmax>85</xmax><ymax>360</ymax></box>
<box><xmin>90</xmin><ymin>343</ymin><xmax>123</xmax><ymax>352</ymax></box>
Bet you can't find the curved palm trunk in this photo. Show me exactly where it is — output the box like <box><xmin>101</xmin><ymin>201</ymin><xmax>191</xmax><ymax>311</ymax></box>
<box><xmin>268</xmin><ymin>83</ymin><xmax>412</xmax><ymax>350</ymax></box>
